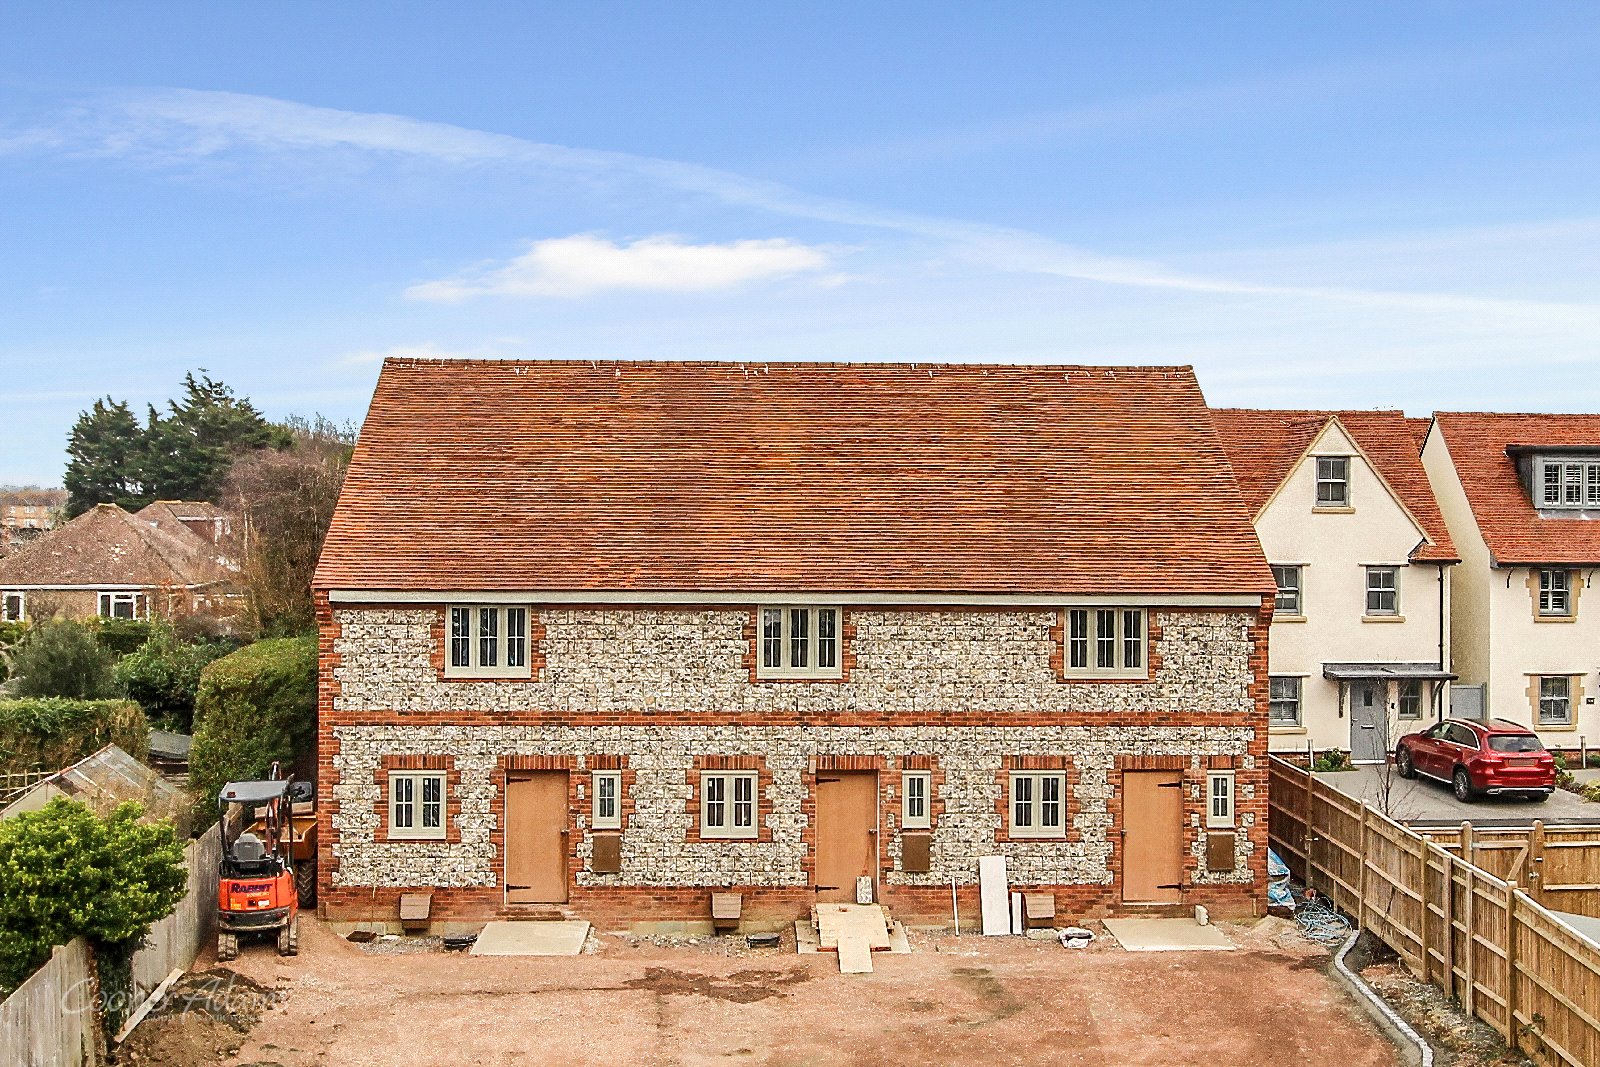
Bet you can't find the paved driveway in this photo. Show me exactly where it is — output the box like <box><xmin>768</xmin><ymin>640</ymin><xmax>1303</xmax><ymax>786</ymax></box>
<box><xmin>1315</xmin><ymin>766</ymin><xmax>1599</xmax><ymax>826</ymax></box>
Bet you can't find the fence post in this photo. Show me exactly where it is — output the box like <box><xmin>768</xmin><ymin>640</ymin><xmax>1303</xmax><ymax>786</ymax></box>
<box><xmin>1439</xmin><ymin>847</ymin><xmax>1455</xmax><ymax>1000</ymax></box>
<box><xmin>1461</xmin><ymin>820</ymin><xmax>1474</xmax><ymax>868</ymax></box>
<box><xmin>1529</xmin><ymin>820</ymin><xmax>1545</xmax><ymax>907</ymax></box>
<box><xmin>1463</xmin><ymin>862</ymin><xmax>1477</xmax><ymax>1019</ymax></box>
<box><xmin>1419</xmin><ymin>840</ymin><xmax>1432</xmax><ymax>985</ymax></box>
<box><xmin>1358</xmin><ymin>803</ymin><xmax>1370</xmax><ymax>932</ymax></box>
<box><xmin>1505</xmin><ymin>882</ymin><xmax>1520</xmax><ymax>1050</ymax></box>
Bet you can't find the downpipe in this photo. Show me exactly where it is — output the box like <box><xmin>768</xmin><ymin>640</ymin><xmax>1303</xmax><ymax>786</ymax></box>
<box><xmin>1334</xmin><ymin>931</ymin><xmax>1434</xmax><ymax>1067</ymax></box>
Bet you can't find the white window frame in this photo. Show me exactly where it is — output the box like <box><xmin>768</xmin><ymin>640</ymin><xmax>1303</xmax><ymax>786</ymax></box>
<box><xmin>901</xmin><ymin>771</ymin><xmax>932</xmax><ymax>830</ymax></box>
<box><xmin>1539</xmin><ymin>569</ymin><xmax>1574</xmax><ymax>618</ymax></box>
<box><xmin>1063</xmin><ymin>607</ymin><xmax>1147</xmax><ymax>678</ymax></box>
<box><xmin>1365</xmin><ymin>566</ymin><xmax>1400</xmax><ymax>616</ymax></box>
<box><xmin>1008</xmin><ymin>772</ymin><xmax>1067</xmax><ymax>840</ymax></box>
<box><xmin>97</xmin><ymin>591</ymin><xmax>146</xmax><ymax>620</ymax></box>
<box><xmin>1316</xmin><ymin>455</ymin><xmax>1351</xmax><ymax>507</ymax></box>
<box><xmin>1539</xmin><ymin>676</ymin><xmax>1574</xmax><ymax>727</ymax></box>
<box><xmin>444</xmin><ymin>605</ymin><xmax>532</xmax><ymax>678</ymax></box>
<box><xmin>1206</xmin><ymin>771</ymin><xmax>1235</xmax><ymax>829</ymax></box>
<box><xmin>699</xmin><ymin>771</ymin><xmax>758</xmax><ymax>839</ymax></box>
<box><xmin>591</xmin><ymin>771</ymin><xmax>622</xmax><ymax>830</ymax></box>
<box><xmin>1</xmin><ymin>591</ymin><xmax>22</xmax><ymax>623</ymax></box>
<box><xmin>1269</xmin><ymin>676</ymin><xmax>1303</xmax><ymax>726</ymax></box>
<box><xmin>1538</xmin><ymin>457</ymin><xmax>1600</xmax><ymax>509</ymax></box>
<box><xmin>756</xmin><ymin>606</ymin><xmax>842</xmax><ymax>679</ymax></box>
<box><xmin>1271</xmin><ymin>565</ymin><xmax>1303</xmax><ymax>616</ymax></box>
<box><xmin>387</xmin><ymin>771</ymin><xmax>446</xmax><ymax>841</ymax></box>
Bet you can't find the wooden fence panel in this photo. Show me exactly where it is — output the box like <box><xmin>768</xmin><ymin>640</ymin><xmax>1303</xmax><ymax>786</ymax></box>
<box><xmin>0</xmin><ymin>938</ymin><xmax>97</xmax><ymax>1067</ymax></box>
<box><xmin>129</xmin><ymin>833</ymin><xmax>219</xmax><ymax>1013</ymax></box>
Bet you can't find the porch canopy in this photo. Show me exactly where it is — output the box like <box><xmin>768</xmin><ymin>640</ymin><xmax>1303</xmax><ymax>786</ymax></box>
<box><xmin>1321</xmin><ymin>662</ymin><xmax>1457</xmax><ymax>682</ymax></box>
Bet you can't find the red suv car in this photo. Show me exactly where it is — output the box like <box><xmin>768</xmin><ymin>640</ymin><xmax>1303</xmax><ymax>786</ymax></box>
<box><xmin>1395</xmin><ymin>718</ymin><xmax>1557</xmax><ymax>802</ymax></box>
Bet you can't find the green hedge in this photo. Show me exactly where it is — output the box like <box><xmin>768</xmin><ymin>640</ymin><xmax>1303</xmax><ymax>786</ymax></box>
<box><xmin>188</xmin><ymin>637</ymin><xmax>316</xmax><ymax>811</ymax></box>
<box><xmin>0</xmin><ymin>698</ymin><xmax>149</xmax><ymax>775</ymax></box>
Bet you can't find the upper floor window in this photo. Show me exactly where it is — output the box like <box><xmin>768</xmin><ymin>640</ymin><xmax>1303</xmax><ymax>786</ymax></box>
<box><xmin>1539</xmin><ymin>458</ymin><xmax>1600</xmax><ymax>509</ymax></box>
<box><xmin>388</xmin><ymin>771</ymin><xmax>446</xmax><ymax>840</ymax></box>
<box><xmin>1539</xmin><ymin>569</ymin><xmax>1574</xmax><ymax>617</ymax></box>
<box><xmin>1316</xmin><ymin>456</ymin><xmax>1350</xmax><ymax>508</ymax></box>
<box><xmin>1008</xmin><ymin>772</ymin><xmax>1066</xmax><ymax>839</ymax></box>
<box><xmin>758</xmin><ymin>606</ymin><xmax>841</xmax><ymax>679</ymax></box>
<box><xmin>1269</xmin><ymin>676</ymin><xmax>1303</xmax><ymax>726</ymax></box>
<box><xmin>1</xmin><ymin>592</ymin><xmax>22</xmax><ymax>623</ymax></box>
<box><xmin>1538</xmin><ymin>676</ymin><xmax>1574</xmax><ymax>727</ymax></box>
<box><xmin>98</xmin><ymin>591</ymin><xmax>146</xmax><ymax>620</ymax></box>
<box><xmin>1365</xmin><ymin>567</ymin><xmax>1400</xmax><ymax>616</ymax></box>
<box><xmin>1064</xmin><ymin>608</ymin><xmax>1146</xmax><ymax>678</ymax></box>
<box><xmin>1272</xmin><ymin>565</ymin><xmax>1303</xmax><ymax>615</ymax></box>
<box><xmin>446</xmin><ymin>605</ymin><xmax>531</xmax><ymax>678</ymax></box>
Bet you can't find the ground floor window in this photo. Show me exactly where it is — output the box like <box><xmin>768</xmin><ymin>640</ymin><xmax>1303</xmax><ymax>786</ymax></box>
<box><xmin>97</xmin><ymin>590</ymin><xmax>146</xmax><ymax>620</ymax></box>
<box><xmin>1538</xmin><ymin>676</ymin><xmax>1574</xmax><ymax>727</ymax></box>
<box><xmin>1398</xmin><ymin>679</ymin><xmax>1425</xmax><ymax>720</ymax></box>
<box><xmin>1207</xmin><ymin>771</ymin><xmax>1235</xmax><ymax>828</ymax></box>
<box><xmin>591</xmin><ymin>771</ymin><xmax>621</xmax><ymax>829</ymax></box>
<box><xmin>901</xmin><ymin>771</ymin><xmax>931</xmax><ymax>829</ymax></box>
<box><xmin>700</xmin><ymin>772</ymin><xmax>758</xmax><ymax>839</ymax></box>
<box><xmin>1008</xmin><ymin>772</ymin><xmax>1066</xmax><ymax>839</ymax></box>
<box><xmin>389</xmin><ymin>771</ymin><xmax>446</xmax><ymax>840</ymax></box>
<box><xmin>1269</xmin><ymin>676</ymin><xmax>1303</xmax><ymax>726</ymax></box>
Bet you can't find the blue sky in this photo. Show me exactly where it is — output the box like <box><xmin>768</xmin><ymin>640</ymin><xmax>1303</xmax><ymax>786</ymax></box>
<box><xmin>2</xmin><ymin>2</ymin><xmax>1598</xmax><ymax>485</ymax></box>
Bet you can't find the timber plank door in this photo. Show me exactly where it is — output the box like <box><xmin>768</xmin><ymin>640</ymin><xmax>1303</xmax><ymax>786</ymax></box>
<box><xmin>505</xmin><ymin>772</ymin><xmax>569</xmax><ymax>904</ymax></box>
<box><xmin>1121</xmin><ymin>771</ymin><xmax>1184</xmax><ymax>904</ymax></box>
<box><xmin>814</xmin><ymin>772</ymin><xmax>878</xmax><ymax>903</ymax></box>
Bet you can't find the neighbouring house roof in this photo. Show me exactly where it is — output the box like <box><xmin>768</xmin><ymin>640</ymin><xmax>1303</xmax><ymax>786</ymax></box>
<box><xmin>1210</xmin><ymin>408</ymin><xmax>1457</xmax><ymax>563</ymax></box>
<box><xmin>1434</xmin><ymin>412</ymin><xmax>1600</xmax><ymax>566</ymax></box>
<box><xmin>0</xmin><ymin>502</ymin><xmax>235</xmax><ymax>589</ymax></box>
<box><xmin>315</xmin><ymin>359</ymin><xmax>1274</xmax><ymax>598</ymax></box>
<box><xmin>0</xmin><ymin>744</ymin><xmax>189</xmax><ymax>834</ymax></box>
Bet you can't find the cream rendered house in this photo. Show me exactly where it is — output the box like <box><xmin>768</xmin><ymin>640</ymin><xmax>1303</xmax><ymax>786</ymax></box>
<box><xmin>1215</xmin><ymin>411</ymin><xmax>1458</xmax><ymax>762</ymax></box>
<box><xmin>1422</xmin><ymin>414</ymin><xmax>1600</xmax><ymax>748</ymax></box>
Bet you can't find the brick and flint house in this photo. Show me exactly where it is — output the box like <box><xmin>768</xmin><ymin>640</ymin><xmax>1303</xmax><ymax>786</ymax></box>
<box><xmin>1213</xmin><ymin>410</ymin><xmax>1458</xmax><ymax>762</ymax></box>
<box><xmin>312</xmin><ymin>359</ymin><xmax>1276</xmax><ymax>928</ymax></box>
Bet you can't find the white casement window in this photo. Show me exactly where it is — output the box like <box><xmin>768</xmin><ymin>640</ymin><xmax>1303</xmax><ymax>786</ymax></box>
<box><xmin>1064</xmin><ymin>608</ymin><xmax>1146</xmax><ymax>677</ymax></box>
<box><xmin>445</xmin><ymin>605</ymin><xmax>531</xmax><ymax>678</ymax></box>
<box><xmin>1269</xmin><ymin>676</ymin><xmax>1303</xmax><ymax>726</ymax></box>
<box><xmin>1206</xmin><ymin>772</ymin><xmax>1235</xmax><ymax>829</ymax></box>
<box><xmin>1272</xmin><ymin>565</ymin><xmax>1303</xmax><ymax>615</ymax></box>
<box><xmin>1539</xmin><ymin>676</ymin><xmax>1574</xmax><ymax>727</ymax></box>
<box><xmin>1316</xmin><ymin>456</ymin><xmax>1350</xmax><ymax>507</ymax></box>
<box><xmin>757</xmin><ymin>606</ymin><xmax>841</xmax><ymax>679</ymax></box>
<box><xmin>1365</xmin><ymin>567</ymin><xmax>1400</xmax><ymax>616</ymax></box>
<box><xmin>1008</xmin><ymin>772</ymin><xmax>1066</xmax><ymax>839</ymax></box>
<box><xmin>901</xmin><ymin>771</ymin><xmax>932</xmax><ymax>830</ymax></box>
<box><xmin>1539</xmin><ymin>458</ymin><xmax>1600</xmax><ymax>509</ymax></box>
<box><xmin>388</xmin><ymin>772</ymin><xmax>446</xmax><ymax>840</ymax></box>
<box><xmin>1398</xmin><ymin>679</ymin><xmax>1425</xmax><ymax>720</ymax></box>
<box><xmin>700</xmin><ymin>772</ymin><xmax>758</xmax><ymax>839</ymax></box>
<box><xmin>1</xmin><ymin>592</ymin><xmax>22</xmax><ymax>623</ymax></box>
<box><xmin>591</xmin><ymin>771</ymin><xmax>622</xmax><ymax>830</ymax></box>
<box><xmin>97</xmin><ymin>591</ymin><xmax>146</xmax><ymax>620</ymax></box>
<box><xmin>1539</xmin><ymin>569</ymin><xmax>1574</xmax><ymax>617</ymax></box>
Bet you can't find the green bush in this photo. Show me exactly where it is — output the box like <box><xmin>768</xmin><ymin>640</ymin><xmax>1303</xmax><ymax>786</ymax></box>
<box><xmin>188</xmin><ymin>637</ymin><xmax>316</xmax><ymax>812</ymax></box>
<box><xmin>0</xmin><ymin>620</ymin><xmax>25</xmax><ymax>683</ymax></box>
<box><xmin>0</xmin><ymin>698</ymin><xmax>148</xmax><ymax>774</ymax></box>
<box><xmin>92</xmin><ymin>618</ymin><xmax>157</xmax><ymax>657</ymax></box>
<box><xmin>113</xmin><ymin>625</ymin><xmax>234</xmax><ymax>733</ymax></box>
<box><xmin>0</xmin><ymin>797</ymin><xmax>187</xmax><ymax>992</ymax></box>
<box><xmin>1313</xmin><ymin>749</ymin><xmax>1353</xmax><ymax>773</ymax></box>
<box><xmin>6</xmin><ymin>619</ymin><xmax>117</xmax><ymax>699</ymax></box>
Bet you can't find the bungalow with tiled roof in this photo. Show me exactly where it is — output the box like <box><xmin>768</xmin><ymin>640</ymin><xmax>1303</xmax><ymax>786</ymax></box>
<box><xmin>1422</xmin><ymin>413</ymin><xmax>1600</xmax><ymax>746</ymax></box>
<box><xmin>1212</xmin><ymin>410</ymin><xmax>1458</xmax><ymax>762</ymax></box>
<box><xmin>0</xmin><ymin>501</ymin><xmax>241</xmax><ymax>625</ymax></box>
<box><xmin>313</xmin><ymin>359</ymin><xmax>1276</xmax><ymax>930</ymax></box>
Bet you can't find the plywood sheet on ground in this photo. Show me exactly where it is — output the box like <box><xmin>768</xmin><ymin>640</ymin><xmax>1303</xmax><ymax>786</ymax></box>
<box><xmin>1101</xmin><ymin>918</ymin><xmax>1233</xmax><ymax>952</ymax></box>
<box><xmin>837</xmin><ymin>935</ymin><xmax>874</xmax><ymax>974</ymax></box>
<box><xmin>814</xmin><ymin>904</ymin><xmax>891</xmax><ymax>951</ymax></box>
<box><xmin>470</xmin><ymin>920</ymin><xmax>591</xmax><ymax>956</ymax></box>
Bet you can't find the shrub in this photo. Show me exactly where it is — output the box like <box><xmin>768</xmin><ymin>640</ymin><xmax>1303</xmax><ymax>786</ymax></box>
<box><xmin>0</xmin><ymin>797</ymin><xmax>187</xmax><ymax>992</ymax></box>
<box><xmin>93</xmin><ymin>618</ymin><xmax>157</xmax><ymax>657</ymax></box>
<box><xmin>113</xmin><ymin>625</ymin><xmax>234</xmax><ymax>733</ymax></box>
<box><xmin>0</xmin><ymin>698</ymin><xmax>148</xmax><ymax>774</ymax></box>
<box><xmin>6</xmin><ymin>619</ymin><xmax>116</xmax><ymax>699</ymax></box>
<box><xmin>0</xmin><ymin>620</ymin><xmax>24</xmax><ymax>683</ymax></box>
<box><xmin>189</xmin><ymin>637</ymin><xmax>316</xmax><ymax>813</ymax></box>
<box><xmin>1313</xmin><ymin>749</ymin><xmax>1353</xmax><ymax>773</ymax></box>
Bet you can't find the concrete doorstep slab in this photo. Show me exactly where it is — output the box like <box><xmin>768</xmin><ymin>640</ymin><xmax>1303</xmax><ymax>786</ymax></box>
<box><xmin>470</xmin><ymin>920</ymin><xmax>591</xmax><ymax>956</ymax></box>
<box><xmin>1101</xmin><ymin>918</ymin><xmax>1234</xmax><ymax>952</ymax></box>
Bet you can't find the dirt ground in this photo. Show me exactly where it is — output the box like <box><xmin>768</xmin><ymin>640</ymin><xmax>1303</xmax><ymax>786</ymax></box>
<box><xmin>118</xmin><ymin>916</ymin><xmax>1402</xmax><ymax>1067</ymax></box>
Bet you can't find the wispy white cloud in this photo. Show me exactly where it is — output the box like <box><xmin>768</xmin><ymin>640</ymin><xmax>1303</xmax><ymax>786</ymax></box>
<box><xmin>407</xmin><ymin>234</ymin><xmax>832</xmax><ymax>301</ymax></box>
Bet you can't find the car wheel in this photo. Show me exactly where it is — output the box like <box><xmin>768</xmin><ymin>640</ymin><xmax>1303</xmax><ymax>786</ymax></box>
<box><xmin>1396</xmin><ymin>748</ymin><xmax>1416</xmax><ymax>780</ymax></box>
<box><xmin>1453</xmin><ymin>767</ymin><xmax>1476</xmax><ymax>803</ymax></box>
<box><xmin>1531</xmin><ymin>791</ymin><xmax>1551</xmax><ymax>804</ymax></box>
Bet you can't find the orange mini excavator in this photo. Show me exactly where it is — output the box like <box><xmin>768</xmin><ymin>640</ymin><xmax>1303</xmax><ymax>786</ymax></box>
<box><xmin>215</xmin><ymin>767</ymin><xmax>315</xmax><ymax>960</ymax></box>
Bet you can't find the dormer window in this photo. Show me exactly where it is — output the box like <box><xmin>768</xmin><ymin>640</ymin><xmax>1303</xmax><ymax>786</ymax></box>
<box><xmin>1315</xmin><ymin>456</ymin><xmax>1350</xmax><ymax>508</ymax></box>
<box><xmin>1539</xmin><ymin>457</ymin><xmax>1600</xmax><ymax>509</ymax></box>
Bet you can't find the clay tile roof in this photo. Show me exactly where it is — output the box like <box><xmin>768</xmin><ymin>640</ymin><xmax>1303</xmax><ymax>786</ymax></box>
<box><xmin>315</xmin><ymin>359</ymin><xmax>1273</xmax><ymax>597</ymax></box>
<box><xmin>1210</xmin><ymin>408</ymin><xmax>1457</xmax><ymax>563</ymax></box>
<box><xmin>1434</xmin><ymin>412</ymin><xmax>1600</xmax><ymax>565</ymax></box>
<box><xmin>0</xmin><ymin>503</ymin><xmax>234</xmax><ymax>588</ymax></box>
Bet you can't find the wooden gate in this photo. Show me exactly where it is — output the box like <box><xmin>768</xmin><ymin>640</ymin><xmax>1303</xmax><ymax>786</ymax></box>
<box><xmin>814</xmin><ymin>772</ymin><xmax>878</xmax><ymax>903</ymax></box>
<box><xmin>1122</xmin><ymin>770</ymin><xmax>1184</xmax><ymax>903</ymax></box>
<box><xmin>505</xmin><ymin>772</ymin><xmax>568</xmax><ymax>904</ymax></box>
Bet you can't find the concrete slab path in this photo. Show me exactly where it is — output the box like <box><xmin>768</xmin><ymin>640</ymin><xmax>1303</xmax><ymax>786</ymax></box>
<box><xmin>470</xmin><ymin>919</ymin><xmax>591</xmax><ymax>956</ymax></box>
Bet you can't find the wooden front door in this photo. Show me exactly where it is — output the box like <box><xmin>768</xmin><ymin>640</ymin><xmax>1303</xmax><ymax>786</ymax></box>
<box><xmin>1122</xmin><ymin>771</ymin><xmax>1184</xmax><ymax>903</ymax></box>
<box><xmin>505</xmin><ymin>772</ymin><xmax>568</xmax><ymax>904</ymax></box>
<box><xmin>814</xmin><ymin>772</ymin><xmax>878</xmax><ymax>903</ymax></box>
